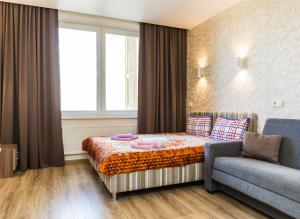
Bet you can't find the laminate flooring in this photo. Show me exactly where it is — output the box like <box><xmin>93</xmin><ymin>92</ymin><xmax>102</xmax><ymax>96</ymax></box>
<box><xmin>0</xmin><ymin>160</ymin><xmax>269</xmax><ymax>219</ymax></box>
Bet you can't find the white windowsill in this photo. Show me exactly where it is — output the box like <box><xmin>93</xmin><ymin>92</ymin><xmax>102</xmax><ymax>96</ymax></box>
<box><xmin>62</xmin><ymin>114</ymin><xmax>137</xmax><ymax>120</ymax></box>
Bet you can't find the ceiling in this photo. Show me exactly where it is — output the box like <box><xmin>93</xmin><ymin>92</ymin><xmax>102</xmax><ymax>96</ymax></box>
<box><xmin>2</xmin><ymin>0</ymin><xmax>242</xmax><ymax>29</ymax></box>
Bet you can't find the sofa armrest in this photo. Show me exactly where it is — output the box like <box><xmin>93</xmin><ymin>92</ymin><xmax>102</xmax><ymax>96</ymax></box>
<box><xmin>204</xmin><ymin>141</ymin><xmax>243</xmax><ymax>192</ymax></box>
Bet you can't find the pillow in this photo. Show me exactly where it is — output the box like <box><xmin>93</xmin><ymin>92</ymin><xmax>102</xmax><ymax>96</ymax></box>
<box><xmin>186</xmin><ymin>116</ymin><xmax>212</xmax><ymax>137</ymax></box>
<box><xmin>209</xmin><ymin>117</ymin><xmax>249</xmax><ymax>141</ymax></box>
<box><xmin>241</xmin><ymin>132</ymin><xmax>283</xmax><ymax>163</ymax></box>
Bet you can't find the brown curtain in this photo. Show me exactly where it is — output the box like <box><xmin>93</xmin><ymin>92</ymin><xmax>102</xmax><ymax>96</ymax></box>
<box><xmin>0</xmin><ymin>2</ymin><xmax>65</xmax><ymax>170</ymax></box>
<box><xmin>138</xmin><ymin>23</ymin><xmax>187</xmax><ymax>134</ymax></box>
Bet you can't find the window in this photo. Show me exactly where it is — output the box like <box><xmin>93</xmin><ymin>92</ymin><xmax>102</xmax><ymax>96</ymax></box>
<box><xmin>105</xmin><ymin>33</ymin><xmax>139</xmax><ymax>111</ymax></box>
<box><xmin>59</xmin><ymin>24</ymin><xmax>139</xmax><ymax>118</ymax></box>
<box><xmin>59</xmin><ymin>28</ymin><xmax>97</xmax><ymax>112</ymax></box>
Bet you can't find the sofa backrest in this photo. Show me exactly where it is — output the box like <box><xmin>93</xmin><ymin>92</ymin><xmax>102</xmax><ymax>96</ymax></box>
<box><xmin>190</xmin><ymin>112</ymin><xmax>257</xmax><ymax>133</ymax></box>
<box><xmin>263</xmin><ymin>118</ymin><xmax>300</xmax><ymax>170</ymax></box>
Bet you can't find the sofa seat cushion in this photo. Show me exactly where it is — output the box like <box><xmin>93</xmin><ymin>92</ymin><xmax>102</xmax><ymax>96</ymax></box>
<box><xmin>213</xmin><ymin>157</ymin><xmax>300</xmax><ymax>203</ymax></box>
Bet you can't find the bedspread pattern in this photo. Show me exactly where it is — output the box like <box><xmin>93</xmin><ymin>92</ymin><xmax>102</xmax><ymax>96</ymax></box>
<box><xmin>82</xmin><ymin>134</ymin><xmax>206</xmax><ymax>175</ymax></box>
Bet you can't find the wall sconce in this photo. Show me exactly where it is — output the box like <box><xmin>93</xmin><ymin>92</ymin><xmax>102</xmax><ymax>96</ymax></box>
<box><xmin>237</xmin><ymin>57</ymin><xmax>249</xmax><ymax>70</ymax></box>
<box><xmin>195</xmin><ymin>64</ymin><xmax>206</xmax><ymax>78</ymax></box>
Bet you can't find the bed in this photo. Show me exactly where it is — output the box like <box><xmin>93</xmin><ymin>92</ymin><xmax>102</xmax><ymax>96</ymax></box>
<box><xmin>83</xmin><ymin>112</ymin><xmax>257</xmax><ymax>201</ymax></box>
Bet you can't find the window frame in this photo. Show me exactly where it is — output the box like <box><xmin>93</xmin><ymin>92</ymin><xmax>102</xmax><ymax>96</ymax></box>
<box><xmin>101</xmin><ymin>28</ymin><xmax>139</xmax><ymax>116</ymax></box>
<box><xmin>59</xmin><ymin>23</ymin><xmax>139</xmax><ymax>119</ymax></box>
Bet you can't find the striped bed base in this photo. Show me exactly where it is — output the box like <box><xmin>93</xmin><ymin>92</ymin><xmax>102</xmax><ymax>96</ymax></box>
<box><xmin>88</xmin><ymin>155</ymin><xmax>204</xmax><ymax>201</ymax></box>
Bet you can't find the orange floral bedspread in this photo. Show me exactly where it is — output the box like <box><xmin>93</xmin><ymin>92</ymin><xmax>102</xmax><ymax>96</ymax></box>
<box><xmin>82</xmin><ymin>133</ymin><xmax>207</xmax><ymax>175</ymax></box>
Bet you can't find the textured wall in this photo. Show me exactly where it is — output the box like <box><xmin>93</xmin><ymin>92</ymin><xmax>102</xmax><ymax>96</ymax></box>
<box><xmin>187</xmin><ymin>0</ymin><xmax>300</xmax><ymax>132</ymax></box>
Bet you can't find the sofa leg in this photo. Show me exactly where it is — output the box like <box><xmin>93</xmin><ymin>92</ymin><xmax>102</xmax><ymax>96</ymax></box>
<box><xmin>207</xmin><ymin>190</ymin><xmax>218</xmax><ymax>194</ymax></box>
<box><xmin>204</xmin><ymin>180</ymin><xmax>219</xmax><ymax>193</ymax></box>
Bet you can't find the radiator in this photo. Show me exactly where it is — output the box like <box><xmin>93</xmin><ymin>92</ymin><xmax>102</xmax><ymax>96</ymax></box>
<box><xmin>62</xmin><ymin>122</ymin><xmax>137</xmax><ymax>160</ymax></box>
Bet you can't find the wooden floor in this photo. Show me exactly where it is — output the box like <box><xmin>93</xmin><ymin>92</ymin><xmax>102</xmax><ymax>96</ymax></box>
<box><xmin>0</xmin><ymin>160</ymin><xmax>269</xmax><ymax>219</ymax></box>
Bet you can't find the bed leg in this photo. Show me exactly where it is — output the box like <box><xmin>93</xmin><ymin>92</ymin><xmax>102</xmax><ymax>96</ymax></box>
<box><xmin>112</xmin><ymin>192</ymin><xmax>117</xmax><ymax>202</ymax></box>
<box><xmin>111</xmin><ymin>175</ymin><xmax>118</xmax><ymax>201</ymax></box>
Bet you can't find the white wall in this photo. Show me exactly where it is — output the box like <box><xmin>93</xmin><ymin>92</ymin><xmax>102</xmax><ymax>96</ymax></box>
<box><xmin>59</xmin><ymin>10</ymin><xmax>139</xmax><ymax>32</ymax></box>
<box><xmin>62</xmin><ymin>119</ymin><xmax>137</xmax><ymax>160</ymax></box>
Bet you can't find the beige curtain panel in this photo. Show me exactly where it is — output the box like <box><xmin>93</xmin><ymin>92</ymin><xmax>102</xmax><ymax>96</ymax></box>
<box><xmin>138</xmin><ymin>23</ymin><xmax>187</xmax><ymax>134</ymax></box>
<box><xmin>0</xmin><ymin>2</ymin><xmax>65</xmax><ymax>170</ymax></box>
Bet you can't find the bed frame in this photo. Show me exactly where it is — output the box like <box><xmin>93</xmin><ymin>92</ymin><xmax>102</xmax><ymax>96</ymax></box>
<box><xmin>88</xmin><ymin>112</ymin><xmax>257</xmax><ymax>201</ymax></box>
<box><xmin>88</xmin><ymin>155</ymin><xmax>203</xmax><ymax>201</ymax></box>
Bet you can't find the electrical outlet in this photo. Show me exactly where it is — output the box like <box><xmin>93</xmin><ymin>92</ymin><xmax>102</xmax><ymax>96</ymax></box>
<box><xmin>272</xmin><ymin>100</ymin><xmax>284</xmax><ymax>108</ymax></box>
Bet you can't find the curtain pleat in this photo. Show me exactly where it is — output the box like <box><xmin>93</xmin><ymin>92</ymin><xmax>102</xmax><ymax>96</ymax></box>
<box><xmin>138</xmin><ymin>23</ymin><xmax>187</xmax><ymax>134</ymax></box>
<box><xmin>0</xmin><ymin>2</ymin><xmax>65</xmax><ymax>170</ymax></box>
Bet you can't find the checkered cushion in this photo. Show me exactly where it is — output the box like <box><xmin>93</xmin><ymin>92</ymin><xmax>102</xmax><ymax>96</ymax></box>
<box><xmin>186</xmin><ymin>116</ymin><xmax>212</xmax><ymax>137</ymax></box>
<box><xmin>209</xmin><ymin>117</ymin><xmax>249</xmax><ymax>141</ymax></box>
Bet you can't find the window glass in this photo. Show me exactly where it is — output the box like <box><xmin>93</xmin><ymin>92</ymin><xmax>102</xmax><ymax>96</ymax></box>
<box><xmin>105</xmin><ymin>33</ymin><xmax>139</xmax><ymax>111</ymax></box>
<box><xmin>59</xmin><ymin>28</ymin><xmax>97</xmax><ymax>111</ymax></box>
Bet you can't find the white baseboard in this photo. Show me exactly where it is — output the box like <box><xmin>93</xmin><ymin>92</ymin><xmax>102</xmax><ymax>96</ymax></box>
<box><xmin>65</xmin><ymin>153</ymin><xmax>88</xmax><ymax>161</ymax></box>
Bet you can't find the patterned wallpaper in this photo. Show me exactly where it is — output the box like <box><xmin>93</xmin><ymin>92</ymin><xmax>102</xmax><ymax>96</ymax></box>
<box><xmin>187</xmin><ymin>0</ymin><xmax>300</xmax><ymax>132</ymax></box>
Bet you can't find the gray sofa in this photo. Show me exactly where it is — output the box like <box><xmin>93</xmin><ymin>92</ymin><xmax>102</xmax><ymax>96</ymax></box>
<box><xmin>204</xmin><ymin>118</ymin><xmax>300</xmax><ymax>219</ymax></box>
